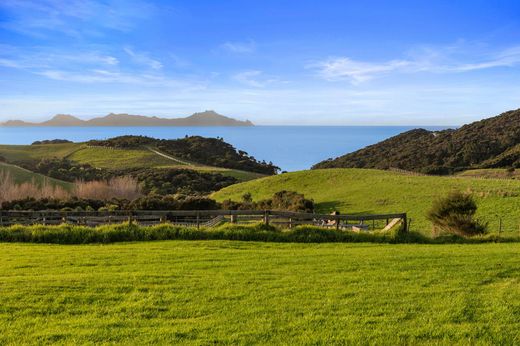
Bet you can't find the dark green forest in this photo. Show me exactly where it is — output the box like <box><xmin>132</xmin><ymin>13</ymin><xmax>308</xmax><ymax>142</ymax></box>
<box><xmin>313</xmin><ymin>108</ymin><xmax>520</xmax><ymax>174</ymax></box>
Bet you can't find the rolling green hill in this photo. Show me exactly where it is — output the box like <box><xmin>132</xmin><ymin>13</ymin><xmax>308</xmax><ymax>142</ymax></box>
<box><xmin>212</xmin><ymin>168</ymin><xmax>520</xmax><ymax>234</ymax></box>
<box><xmin>0</xmin><ymin>138</ymin><xmax>266</xmax><ymax>183</ymax></box>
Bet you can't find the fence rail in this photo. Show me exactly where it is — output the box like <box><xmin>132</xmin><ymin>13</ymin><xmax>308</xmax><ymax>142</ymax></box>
<box><xmin>0</xmin><ymin>210</ymin><xmax>408</xmax><ymax>232</ymax></box>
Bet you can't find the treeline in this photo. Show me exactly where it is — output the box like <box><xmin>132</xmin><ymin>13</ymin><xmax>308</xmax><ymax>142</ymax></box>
<box><xmin>19</xmin><ymin>158</ymin><xmax>238</xmax><ymax>195</ymax></box>
<box><xmin>313</xmin><ymin>108</ymin><xmax>520</xmax><ymax>174</ymax></box>
<box><xmin>31</xmin><ymin>139</ymin><xmax>73</xmax><ymax>145</ymax></box>
<box><xmin>0</xmin><ymin>190</ymin><xmax>314</xmax><ymax>213</ymax></box>
<box><xmin>88</xmin><ymin>135</ymin><xmax>280</xmax><ymax>175</ymax></box>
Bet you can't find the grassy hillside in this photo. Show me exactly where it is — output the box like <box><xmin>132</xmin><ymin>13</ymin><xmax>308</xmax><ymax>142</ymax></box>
<box><xmin>0</xmin><ymin>143</ymin><xmax>82</xmax><ymax>161</ymax></box>
<box><xmin>0</xmin><ymin>241</ymin><xmax>518</xmax><ymax>344</ymax></box>
<box><xmin>0</xmin><ymin>162</ymin><xmax>72</xmax><ymax>189</ymax></box>
<box><xmin>213</xmin><ymin>168</ymin><xmax>520</xmax><ymax>234</ymax></box>
<box><xmin>68</xmin><ymin>147</ymin><xmax>176</xmax><ymax>169</ymax></box>
<box><xmin>0</xmin><ymin>143</ymin><xmax>264</xmax><ymax>182</ymax></box>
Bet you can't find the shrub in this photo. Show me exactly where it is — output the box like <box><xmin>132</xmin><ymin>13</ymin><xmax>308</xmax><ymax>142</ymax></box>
<box><xmin>222</xmin><ymin>190</ymin><xmax>314</xmax><ymax>212</ymax></box>
<box><xmin>75</xmin><ymin>176</ymin><xmax>142</xmax><ymax>200</ymax></box>
<box><xmin>427</xmin><ymin>191</ymin><xmax>487</xmax><ymax>237</ymax></box>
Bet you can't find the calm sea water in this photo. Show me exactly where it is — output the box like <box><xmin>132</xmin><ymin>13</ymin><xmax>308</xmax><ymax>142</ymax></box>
<box><xmin>0</xmin><ymin>126</ymin><xmax>449</xmax><ymax>171</ymax></box>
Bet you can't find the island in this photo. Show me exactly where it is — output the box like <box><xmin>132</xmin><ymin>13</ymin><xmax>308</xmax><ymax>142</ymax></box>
<box><xmin>0</xmin><ymin>110</ymin><xmax>254</xmax><ymax>127</ymax></box>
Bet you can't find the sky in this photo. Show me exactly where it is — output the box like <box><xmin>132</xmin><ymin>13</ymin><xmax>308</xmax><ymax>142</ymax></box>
<box><xmin>1</xmin><ymin>0</ymin><xmax>520</xmax><ymax>125</ymax></box>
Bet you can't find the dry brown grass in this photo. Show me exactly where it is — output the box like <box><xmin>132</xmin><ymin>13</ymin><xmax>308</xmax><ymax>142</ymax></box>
<box><xmin>74</xmin><ymin>176</ymin><xmax>142</xmax><ymax>200</ymax></box>
<box><xmin>0</xmin><ymin>171</ymin><xmax>70</xmax><ymax>205</ymax></box>
<box><xmin>0</xmin><ymin>173</ymin><xmax>142</xmax><ymax>206</ymax></box>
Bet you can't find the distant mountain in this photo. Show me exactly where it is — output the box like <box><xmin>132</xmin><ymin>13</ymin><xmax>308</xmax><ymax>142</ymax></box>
<box><xmin>313</xmin><ymin>108</ymin><xmax>520</xmax><ymax>174</ymax></box>
<box><xmin>1</xmin><ymin>110</ymin><xmax>254</xmax><ymax>127</ymax></box>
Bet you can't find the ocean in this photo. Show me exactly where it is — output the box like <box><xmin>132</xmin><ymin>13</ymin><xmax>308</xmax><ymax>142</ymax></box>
<box><xmin>0</xmin><ymin>126</ymin><xmax>449</xmax><ymax>171</ymax></box>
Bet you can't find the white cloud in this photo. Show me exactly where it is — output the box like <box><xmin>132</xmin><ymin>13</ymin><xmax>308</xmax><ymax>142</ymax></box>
<box><xmin>0</xmin><ymin>0</ymin><xmax>156</xmax><ymax>38</ymax></box>
<box><xmin>233</xmin><ymin>70</ymin><xmax>279</xmax><ymax>88</ymax></box>
<box><xmin>311</xmin><ymin>44</ymin><xmax>520</xmax><ymax>83</ymax></box>
<box><xmin>312</xmin><ymin>58</ymin><xmax>411</xmax><ymax>83</ymax></box>
<box><xmin>220</xmin><ymin>40</ymin><xmax>256</xmax><ymax>54</ymax></box>
<box><xmin>124</xmin><ymin>47</ymin><xmax>163</xmax><ymax>70</ymax></box>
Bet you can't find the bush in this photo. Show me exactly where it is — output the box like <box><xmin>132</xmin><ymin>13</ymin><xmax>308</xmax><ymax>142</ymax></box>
<box><xmin>221</xmin><ymin>190</ymin><xmax>314</xmax><ymax>212</ymax></box>
<box><xmin>427</xmin><ymin>191</ymin><xmax>487</xmax><ymax>237</ymax></box>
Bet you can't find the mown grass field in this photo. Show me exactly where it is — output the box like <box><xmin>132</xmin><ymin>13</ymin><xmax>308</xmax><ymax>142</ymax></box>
<box><xmin>0</xmin><ymin>162</ymin><xmax>73</xmax><ymax>189</ymax></box>
<box><xmin>0</xmin><ymin>241</ymin><xmax>518</xmax><ymax>344</ymax></box>
<box><xmin>213</xmin><ymin>168</ymin><xmax>520</xmax><ymax>234</ymax></box>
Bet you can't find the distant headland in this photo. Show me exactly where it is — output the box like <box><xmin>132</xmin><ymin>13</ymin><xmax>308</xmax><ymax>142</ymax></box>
<box><xmin>0</xmin><ymin>110</ymin><xmax>254</xmax><ymax>127</ymax></box>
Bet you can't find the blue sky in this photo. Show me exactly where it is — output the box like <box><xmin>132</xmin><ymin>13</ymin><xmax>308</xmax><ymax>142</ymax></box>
<box><xmin>1</xmin><ymin>0</ymin><xmax>520</xmax><ymax>125</ymax></box>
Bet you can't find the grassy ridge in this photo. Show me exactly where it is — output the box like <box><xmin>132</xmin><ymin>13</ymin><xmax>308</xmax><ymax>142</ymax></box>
<box><xmin>212</xmin><ymin>168</ymin><xmax>520</xmax><ymax>234</ymax></box>
<box><xmin>0</xmin><ymin>162</ymin><xmax>73</xmax><ymax>189</ymax></box>
<box><xmin>69</xmin><ymin>147</ymin><xmax>175</xmax><ymax>169</ymax></box>
<box><xmin>0</xmin><ymin>241</ymin><xmax>518</xmax><ymax>344</ymax></box>
<box><xmin>0</xmin><ymin>143</ymin><xmax>81</xmax><ymax>161</ymax></box>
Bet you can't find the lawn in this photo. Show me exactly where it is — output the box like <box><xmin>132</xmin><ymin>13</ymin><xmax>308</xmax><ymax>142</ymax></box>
<box><xmin>0</xmin><ymin>241</ymin><xmax>518</xmax><ymax>344</ymax></box>
<box><xmin>212</xmin><ymin>168</ymin><xmax>520</xmax><ymax>235</ymax></box>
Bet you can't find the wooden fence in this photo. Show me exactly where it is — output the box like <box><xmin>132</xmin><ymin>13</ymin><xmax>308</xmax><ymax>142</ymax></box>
<box><xmin>0</xmin><ymin>210</ymin><xmax>408</xmax><ymax>232</ymax></box>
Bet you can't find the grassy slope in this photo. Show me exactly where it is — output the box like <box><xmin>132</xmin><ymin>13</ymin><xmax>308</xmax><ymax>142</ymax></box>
<box><xmin>0</xmin><ymin>241</ymin><xmax>518</xmax><ymax>344</ymax></box>
<box><xmin>68</xmin><ymin>147</ymin><xmax>175</xmax><ymax>169</ymax></box>
<box><xmin>0</xmin><ymin>162</ymin><xmax>73</xmax><ymax>189</ymax></box>
<box><xmin>213</xmin><ymin>168</ymin><xmax>520</xmax><ymax>234</ymax></box>
<box><xmin>0</xmin><ymin>143</ymin><xmax>82</xmax><ymax>161</ymax></box>
<box><xmin>457</xmin><ymin>168</ymin><xmax>520</xmax><ymax>179</ymax></box>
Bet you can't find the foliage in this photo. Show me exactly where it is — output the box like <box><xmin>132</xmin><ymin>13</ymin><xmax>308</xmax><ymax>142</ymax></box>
<box><xmin>130</xmin><ymin>168</ymin><xmax>237</xmax><ymax>195</ymax></box>
<box><xmin>313</xmin><ymin>108</ymin><xmax>520</xmax><ymax>173</ymax></box>
<box><xmin>427</xmin><ymin>191</ymin><xmax>487</xmax><ymax>237</ymax></box>
<box><xmin>21</xmin><ymin>158</ymin><xmax>111</xmax><ymax>182</ymax></box>
<box><xmin>31</xmin><ymin>139</ymin><xmax>73</xmax><ymax>145</ymax></box>
<box><xmin>0</xmin><ymin>222</ymin><xmax>402</xmax><ymax>244</ymax></box>
<box><xmin>221</xmin><ymin>190</ymin><xmax>314</xmax><ymax>212</ymax></box>
<box><xmin>128</xmin><ymin>194</ymin><xmax>220</xmax><ymax>210</ymax></box>
<box><xmin>17</xmin><ymin>157</ymin><xmax>239</xmax><ymax>195</ymax></box>
<box><xmin>0</xmin><ymin>193</ymin><xmax>222</xmax><ymax>211</ymax></box>
<box><xmin>0</xmin><ymin>197</ymin><xmax>108</xmax><ymax>211</ymax></box>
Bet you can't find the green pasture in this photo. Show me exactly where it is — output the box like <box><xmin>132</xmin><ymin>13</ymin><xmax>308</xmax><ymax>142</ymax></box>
<box><xmin>213</xmin><ymin>168</ymin><xmax>520</xmax><ymax>234</ymax></box>
<box><xmin>0</xmin><ymin>241</ymin><xmax>518</xmax><ymax>344</ymax></box>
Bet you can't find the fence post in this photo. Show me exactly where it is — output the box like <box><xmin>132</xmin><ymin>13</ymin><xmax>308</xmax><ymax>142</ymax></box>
<box><xmin>289</xmin><ymin>217</ymin><xmax>293</xmax><ymax>229</ymax></box>
<box><xmin>402</xmin><ymin>214</ymin><xmax>408</xmax><ymax>233</ymax></box>
<box><xmin>196</xmin><ymin>211</ymin><xmax>200</xmax><ymax>229</ymax></box>
<box><xmin>335</xmin><ymin>216</ymin><xmax>340</xmax><ymax>231</ymax></box>
<box><xmin>264</xmin><ymin>210</ymin><xmax>270</xmax><ymax>225</ymax></box>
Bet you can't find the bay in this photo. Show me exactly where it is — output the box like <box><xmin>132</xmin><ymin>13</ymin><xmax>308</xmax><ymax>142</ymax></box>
<box><xmin>0</xmin><ymin>126</ymin><xmax>449</xmax><ymax>171</ymax></box>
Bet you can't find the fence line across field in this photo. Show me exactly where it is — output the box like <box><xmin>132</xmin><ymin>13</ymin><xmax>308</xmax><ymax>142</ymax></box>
<box><xmin>0</xmin><ymin>210</ymin><xmax>408</xmax><ymax>232</ymax></box>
